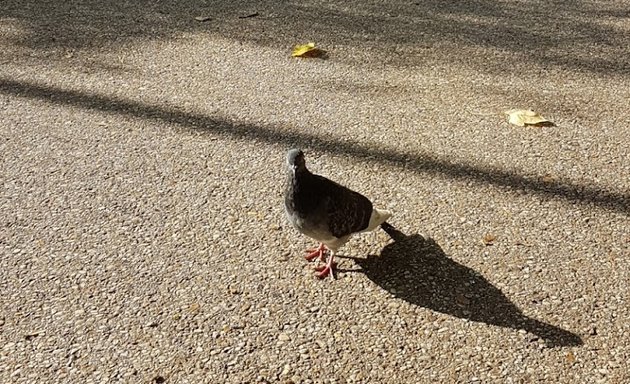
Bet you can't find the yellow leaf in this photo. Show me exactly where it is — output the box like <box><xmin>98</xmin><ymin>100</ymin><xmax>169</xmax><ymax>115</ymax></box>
<box><xmin>505</xmin><ymin>109</ymin><xmax>554</xmax><ymax>127</ymax></box>
<box><xmin>189</xmin><ymin>302</ymin><xmax>201</xmax><ymax>313</ymax></box>
<box><xmin>540</xmin><ymin>173</ymin><xmax>556</xmax><ymax>183</ymax></box>
<box><xmin>292</xmin><ymin>42</ymin><xmax>323</xmax><ymax>58</ymax></box>
<box><xmin>483</xmin><ymin>234</ymin><xmax>497</xmax><ymax>245</ymax></box>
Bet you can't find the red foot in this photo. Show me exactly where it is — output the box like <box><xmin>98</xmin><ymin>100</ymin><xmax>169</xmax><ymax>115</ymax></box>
<box><xmin>315</xmin><ymin>259</ymin><xmax>337</xmax><ymax>279</ymax></box>
<box><xmin>314</xmin><ymin>261</ymin><xmax>337</xmax><ymax>272</ymax></box>
<box><xmin>315</xmin><ymin>265</ymin><xmax>334</xmax><ymax>279</ymax></box>
<box><xmin>304</xmin><ymin>244</ymin><xmax>327</xmax><ymax>261</ymax></box>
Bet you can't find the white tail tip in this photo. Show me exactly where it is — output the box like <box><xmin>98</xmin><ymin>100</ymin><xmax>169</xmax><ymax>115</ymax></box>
<box><xmin>364</xmin><ymin>208</ymin><xmax>392</xmax><ymax>232</ymax></box>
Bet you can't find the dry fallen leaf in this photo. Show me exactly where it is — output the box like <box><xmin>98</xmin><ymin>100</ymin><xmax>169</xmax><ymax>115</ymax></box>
<box><xmin>292</xmin><ymin>42</ymin><xmax>324</xmax><ymax>58</ymax></box>
<box><xmin>24</xmin><ymin>330</ymin><xmax>44</xmax><ymax>340</ymax></box>
<box><xmin>483</xmin><ymin>234</ymin><xmax>497</xmax><ymax>245</ymax></box>
<box><xmin>505</xmin><ymin>109</ymin><xmax>555</xmax><ymax>127</ymax></box>
<box><xmin>540</xmin><ymin>173</ymin><xmax>556</xmax><ymax>183</ymax></box>
<box><xmin>455</xmin><ymin>293</ymin><xmax>470</xmax><ymax>307</ymax></box>
<box><xmin>189</xmin><ymin>302</ymin><xmax>201</xmax><ymax>313</ymax></box>
<box><xmin>566</xmin><ymin>351</ymin><xmax>576</xmax><ymax>363</ymax></box>
<box><xmin>228</xmin><ymin>285</ymin><xmax>242</xmax><ymax>295</ymax></box>
<box><xmin>194</xmin><ymin>16</ymin><xmax>212</xmax><ymax>22</ymax></box>
<box><xmin>238</xmin><ymin>12</ymin><xmax>259</xmax><ymax>19</ymax></box>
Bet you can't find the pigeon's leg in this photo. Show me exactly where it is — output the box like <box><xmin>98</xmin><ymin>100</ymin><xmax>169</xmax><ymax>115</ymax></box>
<box><xmin>304</xmin><ymin>243</ymin><xmax>327</xmax><ymax>261</ymax></box>
<box><xmin>314</xmin><ymin>251</ymin><xmax>336</xmax><ymax>279</ymax></box>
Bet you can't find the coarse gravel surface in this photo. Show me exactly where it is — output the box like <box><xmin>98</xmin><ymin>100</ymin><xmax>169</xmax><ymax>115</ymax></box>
<box><xmin>1</xmin><ymin>0</ymin><xmax>629</xmax><ymax>383</ymax></box>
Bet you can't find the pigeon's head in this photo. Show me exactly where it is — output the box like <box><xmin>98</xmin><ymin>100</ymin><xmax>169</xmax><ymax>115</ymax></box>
<box><xmin>286</xmin><ymin>149</ymin><xmax>306</xmax><ymax>172</ymax></box>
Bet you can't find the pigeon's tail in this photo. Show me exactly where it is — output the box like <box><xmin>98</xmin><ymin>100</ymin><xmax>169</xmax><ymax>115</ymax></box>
<box><xmin>380</xmin><ymin>222</ymin><xmax>406</xmax><ymax>242</ymax></box>
<box><xmin>363</xmin><ymin>208</ymin><xmax>392</xmax><ymax>233</ymax></box>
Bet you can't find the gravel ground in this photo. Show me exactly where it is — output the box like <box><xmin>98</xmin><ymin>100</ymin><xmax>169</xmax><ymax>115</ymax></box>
<box><xmin>1</xmin><ymin>0</ymin><xmax>629</xmax><ymax>383</ymax></box>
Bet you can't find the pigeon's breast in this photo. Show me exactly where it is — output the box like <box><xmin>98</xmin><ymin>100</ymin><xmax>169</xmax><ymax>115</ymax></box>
<box><xmin>285</xmin><ymin>207</ymin><xmax>335</xmax><ymax>242</ymax></box>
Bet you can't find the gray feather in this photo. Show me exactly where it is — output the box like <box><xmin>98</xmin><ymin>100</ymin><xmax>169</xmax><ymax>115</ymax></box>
<box><xmin>284</xmin><ymin>149</ymin><xmax>381</xmax><ymax>250</ymax></box>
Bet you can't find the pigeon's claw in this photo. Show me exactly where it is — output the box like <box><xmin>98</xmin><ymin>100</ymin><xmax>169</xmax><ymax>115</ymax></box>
<box><xmin>315</xmin><ymin>255</ymin><xmax>336</xmax><ymax>279</ymax></box>
<box><xmin>314</xmin><ymin>261</ymin><xmax>337</xmax><ymax>272</ymax></box>
<box><xmin>304</xmin><ymin>243</ymin><xmax>327</xmax><ymax>261</ymax></box>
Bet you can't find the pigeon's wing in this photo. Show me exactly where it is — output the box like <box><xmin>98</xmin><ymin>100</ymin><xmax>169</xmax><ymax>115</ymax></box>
<box><xmin>314</xmin><ymin>175</ymin><xmax>373</xmax><ymax>238</ymax></box>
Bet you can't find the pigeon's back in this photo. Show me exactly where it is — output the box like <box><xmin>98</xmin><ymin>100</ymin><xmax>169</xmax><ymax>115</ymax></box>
<box><xmin>286</xmin><ymin>167</ymin><xmax>373</xmax><ymax>239</ymax></box>
<box><xmin>311</xmin><ymin>174</ymin><xmax>373</xmax><ymax>238</ymax></box>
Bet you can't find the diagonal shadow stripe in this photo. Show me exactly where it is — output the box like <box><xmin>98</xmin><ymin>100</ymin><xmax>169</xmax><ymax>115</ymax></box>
<box><xmin>1</xmin><ymin>77</ymin><xmax>628</xmax><ymax>215</ymax></box>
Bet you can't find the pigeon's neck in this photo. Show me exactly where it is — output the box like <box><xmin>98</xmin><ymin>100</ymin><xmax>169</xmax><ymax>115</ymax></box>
<box><xmin>286</xmin><ymin>167</ymin><xmax>317</xmax><ymax>214</ymax></box>
<box><xmin>291</xmin><ymin>167</ymin><xmax>312</xmax><ymax>187</ymax></box>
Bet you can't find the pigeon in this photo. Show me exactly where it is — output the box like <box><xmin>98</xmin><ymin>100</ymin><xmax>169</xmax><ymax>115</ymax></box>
<box><xmin>284</xmin><ymin>149</ymin><xmax>392</xmax><ymax>279</ymax></box>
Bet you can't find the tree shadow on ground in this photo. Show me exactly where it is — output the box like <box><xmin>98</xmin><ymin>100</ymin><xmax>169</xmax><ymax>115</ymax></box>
<box><xmin>0</xmin><ymin>77</ymin><xmax>628</xmax><ymax>216</ymax></box>
<box><xmin>346</xmin><ymin>225</ymin><xmax>583</xmax><ymax>348</ymax></box>
<box><xmin>3</xmin><ymin>0</ymin><xmax>629</xmax><ymax>76</ymax></box>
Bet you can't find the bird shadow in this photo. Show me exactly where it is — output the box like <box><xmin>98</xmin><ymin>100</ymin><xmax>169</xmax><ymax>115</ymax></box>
<box><xmin>341</xmin><ymin>225</ymin><xmax>583</xmax><ymax>348</ymax></box>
